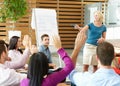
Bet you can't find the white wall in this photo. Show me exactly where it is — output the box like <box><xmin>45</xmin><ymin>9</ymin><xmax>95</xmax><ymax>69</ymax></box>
<box><xmin>106</xmin><ymin>26</ymin><xmax>120</xmax><ymax>39</ymax></box>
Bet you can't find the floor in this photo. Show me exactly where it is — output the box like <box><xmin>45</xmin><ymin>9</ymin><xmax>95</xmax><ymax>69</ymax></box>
<box><xmin>50</xmin><ymin>47</ymin><xmax>95</xmax><ymax>86</ymax></box>
<box><xmin>51</xmin><ymin>48</ymin><xmax>83</xmax><ymax>86</ymax></box>
<box><xmin>50</xmin><ymin>45</ymin><xmax>93</xmax><ymax>72</ymax></box>
<box><xmin>51</xmin><ymin>48</ymin><xmax>84</xmax><ymax>72</ymax></box>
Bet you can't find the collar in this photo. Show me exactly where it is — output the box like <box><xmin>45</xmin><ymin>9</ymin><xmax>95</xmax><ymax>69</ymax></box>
<box><xmin>96</xmin><ymin>68</ymin><xmax>115</xmax><ymax>74</ymax></box>
<box><xmin>41</xmin><ymin>45</ymin><xmax>48</xmax><ymax>50</ymax></box>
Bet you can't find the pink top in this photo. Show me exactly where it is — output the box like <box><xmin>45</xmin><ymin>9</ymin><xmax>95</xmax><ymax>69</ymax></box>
<box><xmin>20</xmin><ymin>48</ymin><xmax>74</xmax><ymax>86</ymax></box>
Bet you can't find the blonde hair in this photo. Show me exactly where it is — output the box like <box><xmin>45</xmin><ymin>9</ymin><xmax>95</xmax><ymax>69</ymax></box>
<box><xmin>94</xmin><ymin>11</ymin><xmax>104</xmax><ymax>23</ymax></box>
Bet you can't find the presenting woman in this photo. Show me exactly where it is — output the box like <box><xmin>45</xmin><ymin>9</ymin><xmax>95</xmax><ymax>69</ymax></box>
<box><xmin>75</xmin><ymin>10</ymin><xmax>106</xmax><ymax>72</ymax></box>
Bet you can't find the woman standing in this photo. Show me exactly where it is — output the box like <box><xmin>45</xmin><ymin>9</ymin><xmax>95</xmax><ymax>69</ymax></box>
<box><xmin>75</xmin><ymin>11</ymin><xmax>106</xmax><ymax>72</ymax></box>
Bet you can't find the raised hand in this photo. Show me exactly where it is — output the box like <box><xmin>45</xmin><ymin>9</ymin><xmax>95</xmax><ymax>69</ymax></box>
<box><xmin>97</xmin><ymin>37</ymin><xmax>105</xmax><ymax>44</ymax></box>
<box><xmin>74</xmin><ymin>24</ymin><xmax>82</xmax><ymax>31</ymax></box>
<box><xmin>22</xmin><ymin>35</ymin><xmax>31</xmax><ymax>49</ymax></box>
<box><xmin>52</xmin><ymin>34</ymin><xmax>62</xmax><ymax>50</ymax></box>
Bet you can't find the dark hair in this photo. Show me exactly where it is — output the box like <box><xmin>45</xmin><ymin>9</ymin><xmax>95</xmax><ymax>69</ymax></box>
<box><xmin>27</xmin><ymin>52</ymin><xmax>49</xmax><ymax>86</ymax></box>
<box><xmin>0</xmin><ymin>40</ymin><xmax>8</xmax><ymax>47</ymax></box>
<box><xmin>8</xmin><ymin>36</ymin><xmax>20</xmax><ymax>50</ymax></box>
<box><xmin>0</xmin><ymin>40</ymin><xmax>7</xmax><ymax>59</ymax></box>
<box><xmin>97</xmin><ymin>42</ymin><xmax>114</xmax><ymax>66</ymax></box>
<box><xmin>41</xmin><ymin>34</ymin><xmax>49</xmax><ymax>41</ymax></box>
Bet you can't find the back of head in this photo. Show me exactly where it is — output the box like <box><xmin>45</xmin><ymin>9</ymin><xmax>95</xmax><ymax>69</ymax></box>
<box><xmin>0</xmin><ymin>40</ymin><xmax>7</xmax><ymax>59</ymax></box>
<box><xmin>97</xmin><ymin>42</ymin><xmax>114</xmax><ymax>66</ymax></box>
<box><xmin>8</xmin><ymin>36</ymin><xmax>19</xmax><ymax>50</ymax></box>
<box><xmin>27</xmin><ymin>52</ymin><xmax>49</xmax><ymax>86</ymax></box>
<box><xmin>41</xmin><ymin>34</ymin><xmax>49</xmax><ymax>41</ymax></box>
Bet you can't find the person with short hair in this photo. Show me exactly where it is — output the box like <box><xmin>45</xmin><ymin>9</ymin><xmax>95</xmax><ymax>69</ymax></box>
<box><xmin>69</xmin><ymin>41</ymin><xmax>120</xmax><ymax>86</ymax></box>
<box><xmin>39</xmin><ymin>34</ymin><xmax>56</xmax><ymax>69</ymax></box>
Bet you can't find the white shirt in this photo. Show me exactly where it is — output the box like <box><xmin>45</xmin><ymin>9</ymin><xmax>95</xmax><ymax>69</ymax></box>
<box><xmin>0</xmin><ymin>64</ymin><xmax>26</xmax><ymax>86</ymax></box>
<box><xmin>7</xmin><ymin>48</ymin><xmax>30</xmax><ymax>69</ymax></box>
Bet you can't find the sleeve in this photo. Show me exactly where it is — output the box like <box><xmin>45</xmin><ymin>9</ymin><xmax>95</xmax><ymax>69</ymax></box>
<box><xmin>20</xmin><ymin>78</ymin><xmax>29</xmax><ymax>86</ymax></box>
<box><xmin>5</xmin><ymin>48</ymin><xmax>31</xmax><ymax>69</ymax></box>
<box><xmin>47</xmin><ymin>48</ymin><xmax>52</xmax><ymax>63</ymax></box>
<box><xmin>8</xmin><ymin>50</ymin><xmax>16</xmax><ymax>60</ymax></box>
<box><xmin>87</xmin><ymin>23</ymin><xmax>92</xmax><ymax>30</ymax></box>
<box><xmin>22</xmin><ymin>48</ymin><xmax>31</xmax><ymax>59</ymax></box>
<box><xmin>68</xmin><ymin>70</ymin><xmax>81</xmax><ymax>85</ymax></box>
<box><xmin>42</xmin><ymin>48</ymin><xmax>74</xmax><ymax>86</ymax></box>
<box><xmin>39</xmin><ymin>45</ymin><xmax>43</xmax><ymax>52</ymax></box>
<box><xmin>88</xmin><ymin>23</ymin><xmax>92</xmax><ymax>27</ymax></box>
<box><xmin>68</xmin><ymin>70</ymin><xmax>92</xmax><ymax>86</ymax></box>
<box><xmin>103</xmin><ymin>25</ymin><xmax>107</xmax><ymax>32</ymax></box>
<box><xmin>0</xmin><ymin>68</ymin><xmax>26</xmax><ymax>86</ymax></box>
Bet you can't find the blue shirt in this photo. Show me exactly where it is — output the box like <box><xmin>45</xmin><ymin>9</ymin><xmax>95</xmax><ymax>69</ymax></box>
<box><xmin>69</xmin><ymin>68</ymin><xmax>120</xmax><ymax>86</ymax></box>
<box><xmin>39</xmin><ymin>45</ymin><xmax>52</xmax><ymax>63</ymax></box>
<box><xmin>86</xmin><ymin>23</ymin><xmax>106</xmax><ymax>46</ymax></box>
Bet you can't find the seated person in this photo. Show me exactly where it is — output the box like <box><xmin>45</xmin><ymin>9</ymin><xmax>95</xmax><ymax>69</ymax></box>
<box><xmin>20</xmin><ymin>34</ymin><xmax>75</xmax><ymax>86</ymax></box>
<box><xmin>69</xmin><ymin>37</ymin><xmax>120</xmax><ymax>86</ymax></box>
<box><xmin>21</xmin><ymin>32</ymin><xmax>86</xmax><ymax>86</ymax></box>
<box><xmin>39</xmin><ymin>34</ymin><xmax>56</xmax><ymax>69</ymax></box>
<box><xmin>0</xmin><ymin>40</ymin><xmax>26</xmax><ymax>86</ymax></box>
<box><xmin>6</xmin><ymin>35</ymin><xmax>31</xmax><ymax>69</ymax></box>
<box><xmin>0</xmin><ymin>41</ymin><xmax>11</xmax><ymax>61</ymax></box>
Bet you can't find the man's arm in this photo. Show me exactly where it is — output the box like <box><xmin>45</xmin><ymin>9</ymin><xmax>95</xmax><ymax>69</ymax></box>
<box><xmin>0</xmin><ymin>68</ymin><xmax>26</xmax><ymax>86</ymax></box>
<box><xmin>71</xmin><ymin>31</ymin><xmax>87</xmax><ymax>66</ymax></box>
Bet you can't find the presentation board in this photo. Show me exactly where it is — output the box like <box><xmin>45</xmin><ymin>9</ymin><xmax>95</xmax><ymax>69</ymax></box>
<box><xmin>31</xmin><ymin>8</ymin><xmax>58</xmax><ymax>47</ymax></box>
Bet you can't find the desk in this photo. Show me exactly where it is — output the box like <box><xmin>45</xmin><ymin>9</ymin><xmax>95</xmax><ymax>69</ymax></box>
<box><xmin>16</xmin><ymin>69</ymin><xmax>28</xmax><ymax>74</ymax></box>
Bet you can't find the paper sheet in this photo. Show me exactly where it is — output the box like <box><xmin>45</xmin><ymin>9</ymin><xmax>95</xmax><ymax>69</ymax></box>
<box><xmin>31</xmin><ymin>8</ymin><xmax>58</xmax><ymax>46</ymax></box>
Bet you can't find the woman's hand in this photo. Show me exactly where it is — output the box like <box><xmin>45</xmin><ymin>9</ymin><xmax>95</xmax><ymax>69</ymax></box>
<box><xmin>22</xmin><ymin>35</ymin><xmax>31</xmax><ymax>49</ymax></box>
<box><xmin>52</xmin><ymin>34</ymin><xmax>62</xmax><ymax>50</ymax></box>
<box><xmin>97</xmin><ymin>37</ymin><xmax>105</xmax><ymax>44</ymax></box>
<box><xmin>74</xmin><ymin>24</ymin><xmax>82</xmax><ymax>31</ymax></box>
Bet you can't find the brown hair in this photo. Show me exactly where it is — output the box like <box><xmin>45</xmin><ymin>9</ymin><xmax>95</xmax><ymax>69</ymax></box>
<box><xmin>0</xmin><ymin>40</ymin><xmax>7</xmax><ymax>59</ymax></box>
<box><xmin>41</xmin><ymin>34</ymin><xmax>49</xmax><ymax>41</ymax></box>
<box><xmin>97</xmin><ymin>42</ymin><xmax>114</xmax><ymax>66</ymax></box>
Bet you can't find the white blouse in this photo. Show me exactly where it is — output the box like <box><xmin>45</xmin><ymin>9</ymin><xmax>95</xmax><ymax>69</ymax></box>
<box><xmin>0</xmin><ymin>64</ymin><xmax>26</xmax><ymax>86</ymax></box>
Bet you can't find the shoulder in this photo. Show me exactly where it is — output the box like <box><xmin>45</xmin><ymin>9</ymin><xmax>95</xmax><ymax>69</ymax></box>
<box><xmin>39</xmin><ymin>45</ymin><xmax>45</xmax><ymax>51</ymax></box>
<box><xmin>102</xmin><ymin>24</ymin><xmax>106</xmax><ymax>28</ymax></box>
<box><xmin>101</xmin><ymin>24</ymin><xmax>107</xmax><ymax>31</ymax></box>
<box><xmin>0</xmin><ymin>67</ymin><xmax>15</xmax><ymax>79</ymax></box>
<box><xmin>88</xmin><ymin>23</ymin><xmax>93</xmax><ymax>26</ymax></box>
<box><xmin>87</xmin><ymin>23</ymin><xmax>94</xmax><ymax>29</ymax></box>
<box><xmin>8</xmin><ymin>50</ymin><xmax>15</xmax><ymax>53</ymax></box>
<box><xmin>69</xmin><ymin>70</ymin><xmax>92</xmax><ymax>86</ymax></box>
